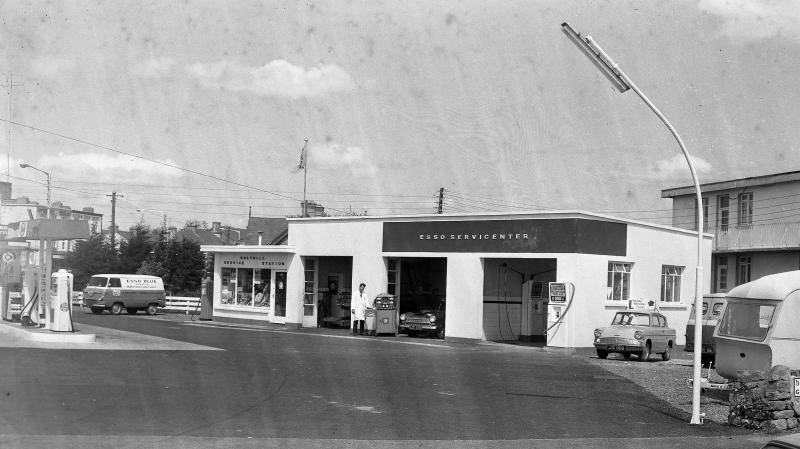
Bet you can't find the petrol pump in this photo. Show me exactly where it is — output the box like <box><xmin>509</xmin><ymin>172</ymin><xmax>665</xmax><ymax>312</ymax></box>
<box><xmin>546</xmin><ymin>282</ymin><xmax>574</xmax><ymax>347</ymax></box>
<box><xmin>49</xmin><ymin>269</ymin><xmax>74</xmax><ymax>332</ymax></box>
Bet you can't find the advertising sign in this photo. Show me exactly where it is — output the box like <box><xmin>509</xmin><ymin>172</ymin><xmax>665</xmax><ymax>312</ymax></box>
<box><xmin>382</xmin><ymin>218</ymin><xmax>627</xmax><ymax>255</ymax></box>
<box><xmin>793</xmin><ymin>377</ymin><xmax>799</xmax><ymax>399</ymax></box>
<box><xmin>549</xmin><ymin>282</ymin><xmax>567</xmax><ymax>303</ymax></box>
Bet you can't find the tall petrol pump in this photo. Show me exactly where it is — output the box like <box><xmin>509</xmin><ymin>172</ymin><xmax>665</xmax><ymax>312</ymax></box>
<box><xmin>49</xmin><ymin>269</ymin><xmax>74</xmax><ymax>332</ymax></box>
<box><xmin>546</xmin><ymin>282</ymin><xmax>574</xmax><ymax>347</ymax></box>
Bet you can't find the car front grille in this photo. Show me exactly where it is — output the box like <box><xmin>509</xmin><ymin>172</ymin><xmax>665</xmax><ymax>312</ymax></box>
<box><xmin>597</xmin><ymin>337</ymin><xmax>635</xmax><ymax>345</ymax></box>
<box><xmin>405</xmin><ymin>317</ymin><xmax>432</xmax><ymax>325</ymax></box>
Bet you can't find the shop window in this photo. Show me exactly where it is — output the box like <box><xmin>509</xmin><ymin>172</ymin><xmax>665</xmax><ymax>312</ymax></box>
<box><xmin>607</xmin><ymin>262</ymin><xmax>632</xmax><ymax>302</ymax></box>
<box><xmin>660</xmin><ymin>265</ymin><xmax>684</xmax><ymax>303</ymax></box>
<box><xmin>220</xmin><ymin>267</ymin><xmax>270</xmax><ymax>309</ymax></box>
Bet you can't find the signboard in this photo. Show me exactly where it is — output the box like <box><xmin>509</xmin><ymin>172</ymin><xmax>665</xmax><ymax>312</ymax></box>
<box><xmin>11</xmin><ymin>219</ymin><xmax>90</xmax><ymax>240</ymax></box>
<box><xmin>793</xmin><ymin>377</ymin><xmax>799</xmax><ymax>399</ymax></box>
<box><xmin>382</xmin><ymin>219</ymin><xmax>627</xmax><ymax>255</ymax></box>
<box><xmin>549</xmin><ymin>282</ymin><xmax>567</xmax><ymax>303</ymax></box>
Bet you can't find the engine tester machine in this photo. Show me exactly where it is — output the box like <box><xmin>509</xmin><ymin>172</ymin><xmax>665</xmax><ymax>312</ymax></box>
<box><xmin>373</xmin><ymin>293</ymin><xmax>398</xmax><ymax>336</ymax></box>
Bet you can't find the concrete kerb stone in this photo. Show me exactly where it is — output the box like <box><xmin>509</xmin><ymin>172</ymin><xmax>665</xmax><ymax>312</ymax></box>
<box><xmin>0</xmin><ymin>319</ymin><xmax>96</xmax><ymax>343</ymax></box>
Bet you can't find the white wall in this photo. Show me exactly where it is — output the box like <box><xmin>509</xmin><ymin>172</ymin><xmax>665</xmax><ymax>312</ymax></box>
<box><xmin>446</xmin><ymin>255</ymin><xmax>485</xmax><ymax>340</ymax></box>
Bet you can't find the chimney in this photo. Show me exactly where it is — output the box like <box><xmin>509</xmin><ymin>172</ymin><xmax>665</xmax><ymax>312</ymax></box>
<box><xmin>82</xmin><ymin>207</ymin><xmax>94</xmax><ymax>213</ymax></box>
<box><xmin>258</xmin><ymin>231</ymin><xmax>263</xmax><ymax>245</ymax></box>
<box><xmin>212</xmin><ymin>221</ymin><xmax>221</xmax><ymax>233</ymax></box>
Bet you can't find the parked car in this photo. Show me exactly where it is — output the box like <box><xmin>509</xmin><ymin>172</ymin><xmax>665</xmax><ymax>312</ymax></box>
<box><xmin>399</xmin><ymin>296</ymin><xmax>445</xmax><ymax>339</ymax></box>
<box><xmin>684</xmin><ymin>293</ymin><xmax>726</xmax><ymax>363</ymax></box>
<box><xmin>593</xmin><ymin>310</ymin><xmax>676</xmax><ymax>361</ymax></box>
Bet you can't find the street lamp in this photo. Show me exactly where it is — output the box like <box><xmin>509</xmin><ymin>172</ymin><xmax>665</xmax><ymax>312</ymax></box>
<box><xmin>19</xmin><ymin>162</ymin><xmax>51</xmax><ymax>215</ymax></box>
<box><xmin>561</xmin><ymin>22</ymin><xmax>706</xmax><ymax>425</ymax></box>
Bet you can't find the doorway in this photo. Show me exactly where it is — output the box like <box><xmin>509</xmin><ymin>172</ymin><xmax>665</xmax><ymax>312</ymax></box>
<box><xmin>271</xmin><ymin>270</ymin><xmax>287</xmax><ymax>324</ymax></box>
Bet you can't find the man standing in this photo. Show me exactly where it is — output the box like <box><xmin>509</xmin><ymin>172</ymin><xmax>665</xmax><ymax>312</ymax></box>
<box><xmin>351</xmin><ymin>282</ymin><xmax>369</xmax><ymax>335</ymax></box>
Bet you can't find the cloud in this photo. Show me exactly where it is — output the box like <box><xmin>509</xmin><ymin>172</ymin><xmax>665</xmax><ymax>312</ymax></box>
<box><xmin>133</xmin><ymin>57</ymin><xmax>177</xmax><ymax>78</ymax></box>
<box><xmin>697</xmin><ymin>0</ymin><xmax>800</xmax><ymax>42</ymax></box>
<box><xmin>31</xmin><ymin>153</ymin><xmax>185</xmax><ymax>184</ymax></box>
<box><xmin>30</xmin><ymin>56</ymin><xmax>77</xmax><ymax>78</ymax></box>
<box><xmin>187</xmin><ymin>59</ymin><xmax>355</xmax><ymax>98</ymax></box>
<box><xmin>307</xmin><ymin>142</ymin><xmax>376</xmax><ymax>176</ymax></box>
<box><xmin>646</xmin><ymin>153</ymin><xmax>713</xmax><ymax>180</ymax></box>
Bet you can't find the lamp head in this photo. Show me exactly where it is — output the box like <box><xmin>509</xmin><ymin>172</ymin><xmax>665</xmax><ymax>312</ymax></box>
<box><xmin>19</xmin><ymin>163</ymin><xmax>30</xmax><ymax>168</ymax></box>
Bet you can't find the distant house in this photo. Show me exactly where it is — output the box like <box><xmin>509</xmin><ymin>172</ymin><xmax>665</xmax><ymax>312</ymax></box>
<box><xmin>243</xmin><ymin>217</ymin><xmax>288</xmax><ymax>245</ymax></box>
<box><xmin>210</xmin><ymin>221</ymin><xmax>244</xmax><ymax>245</ymax></box>
<box><xmin>662</xmin><ymin>170</ymin><xmax>800</xmax><ymax>293</ymax></box>
<box><xmin>174</xmin><ymin>225</ymin><xmax>226</xmax><ymax>246</ymax></box>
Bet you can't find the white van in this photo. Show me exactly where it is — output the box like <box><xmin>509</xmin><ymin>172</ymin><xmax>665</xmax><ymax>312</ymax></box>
<box><xmin>82</xmin><ymin>274</ymin><xmax>166</xmax><ymax>315</ymax></box>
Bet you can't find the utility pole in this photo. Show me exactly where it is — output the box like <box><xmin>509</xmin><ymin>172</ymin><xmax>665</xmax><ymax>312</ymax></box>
<box><xmin>437</xmin><ymin>187</ymin><xmax>445</xmax><ymax>214</ymax></box>
<box><xmin>2</xmin><ymin>73</ymin><xmax>24</xmax><ymax>182</ymax></box>
<box><xmin>107</xmin><ymin>192</ymin><xmax>123</xmax><ymax>249</ymax></box>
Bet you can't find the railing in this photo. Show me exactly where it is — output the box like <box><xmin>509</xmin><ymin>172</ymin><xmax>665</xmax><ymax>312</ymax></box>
<box><xmin>162</xmin><ymin>296</ymin><xmax>201</xmax><ymax>313</ymax></box>
<box><xmin>713</xmin><ymin>222</ymin><xmax>800</xmax><ymax>251</ymax></box>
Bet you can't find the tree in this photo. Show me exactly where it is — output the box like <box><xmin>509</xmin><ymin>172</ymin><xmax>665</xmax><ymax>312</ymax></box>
<box><xmin>63</xmin><ymin>234</ymin><xmax>117</xmax><ymax>289</ymax></box>
<box><xmin>116</xmin><ymin>223</ymin><xmax>154</xmax><ymax>274</ymax></box>
<box><xmin>139</xmin><ymin>237</ymin><xmax>203</xmax><ymax>295</ymax></box>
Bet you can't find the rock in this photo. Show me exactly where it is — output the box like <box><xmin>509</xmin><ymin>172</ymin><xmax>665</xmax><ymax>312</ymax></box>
<box><xmin>765</xmin><ymin>390</ymin><xmax>792</xmax><ymax>401</ymax></box>
<box><xmin>739</xmin><ymin>370</ymin><xmax>766</xmax><ymax>383</ymax></box>
<box><xmin>794</xmin><ymin>400</ymin><xmax>800</xmax><ymax>416</ymax></box>
<box><xmin>788</xmin><ymin>418</ymin><xmax>798</xmax><ymax>430</ymax></box>
<box><xmin>771</xmin><ymin>409</ymin><xmax>795</xmax><ymax>420</ymax></box>
<box><xmin>766</xmin><ymin>400</ymin><xmax>792</xmax><ymax>411</ymax></box>
<box><xmin>764</xmin><ymin>379</ymin><xmax>791</xmax><ymax>393</ymax></box>
<box><xmin>767</xmin><ymin>419</ymin><xmax>788</xmax><ymax>432</ymax></box>
<box><xmin>768</xmin><ymin>365</ymin><xmax>791</xmax><ymax>382</ymax></box>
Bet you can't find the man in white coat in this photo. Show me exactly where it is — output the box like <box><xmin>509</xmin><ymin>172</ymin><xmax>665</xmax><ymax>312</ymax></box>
<box><xmin>351</xmin><ymin>282</ymin><xmax>369</xmax><ymax>335</ymax></box>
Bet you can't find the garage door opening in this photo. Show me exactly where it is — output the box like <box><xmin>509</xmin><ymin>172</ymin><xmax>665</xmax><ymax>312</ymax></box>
<box><xmin>483</xmin><ymin>258</ymin><xmax>556</xmax><ymax>343</ymax></box>
<box><xmin>388</xmin><ymin>257</ymin><xmax>447</xmax><ymax>339</ymax></box>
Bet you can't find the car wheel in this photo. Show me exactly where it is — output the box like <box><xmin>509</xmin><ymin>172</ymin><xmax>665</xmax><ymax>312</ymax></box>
<box><xmin>90</xmin><ymin>307</ymin><xmax>103</xmax><ymax>315</ymax></box>
<box><xmin>436</xmin><ymin>327</ymin><xmax>445</xmax><ymax>339</ymax></box>
<box><xmin>126</xmin><ymin>308</ymin><xmax>138</xmax><ymax>314</ymax></box>
<box><xmin>596</xmin><ymin>349</ymin><xmax>608</xmax><ymax>359</ymax></box>
<box><xmin>622</xmin><ymin>353</ymin><xmax>632</xmax><ymax>360</ymax></box>
<box><xmin>146</xmin><ymin>304</ymin><xmax>158</xmax><ymax>315</ymax></box>
<box><xmin>110</xmin><ymin>303</ymin><xmax>124</xmax><ymax>315</ymax></box>
<box><xmin>406</xmin><ymin>330</ymin><xmax>419</xmax><ymax>338</ymax></box>
<box><xmin>662</xmin><ymin>344</ymin><xmax>672</xmax><ymax>361</ymax></box>
<box><xmin>639</xmin><ymin>342</ymin><xmax>651</xmax><ymax>362</ymax></box>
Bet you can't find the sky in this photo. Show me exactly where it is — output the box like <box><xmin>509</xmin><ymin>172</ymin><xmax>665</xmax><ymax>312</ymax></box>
<box><xmin>1</xmin><ymin>0</ymin><xmax>799</xmax><ymax>231</ymax></box>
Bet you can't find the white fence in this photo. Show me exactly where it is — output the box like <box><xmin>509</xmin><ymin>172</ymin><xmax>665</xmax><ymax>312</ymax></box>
<box><xmin>162</xmin><ymin>296</ymin><xmax>201</xmax><ymax>313</ymax></box>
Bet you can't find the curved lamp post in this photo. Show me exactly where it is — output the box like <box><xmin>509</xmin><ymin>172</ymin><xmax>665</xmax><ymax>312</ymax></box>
<box><xmin>19</xmin><ymin>162</ymin><xmax>51</xmax><ymax>214</ymax></box>
<box><xmin>561</xmin><ymin>22</ymin><xmax>706</xmax><ymax>425</ymax></box>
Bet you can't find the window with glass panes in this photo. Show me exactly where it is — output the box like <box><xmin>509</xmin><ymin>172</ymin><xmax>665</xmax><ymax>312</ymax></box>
<box><xmin>737</xmin><ymin>255</ymin><xmax>751</xmax><ymax>286</ymax></box>
<box><xmin>387</xmin><ymin>258</ymin><xmax>399</xmax><ymax>296</ymax></box>
<box><xmin>737</xmin><ymin>192</ymin><xmax>753</xmax><ymax>226</ymax></box>
<box><xmin>303</xmin><ymin>258</ymin><xmax>317</xmax><ymax>316</ymax></box>
<box><xmin>660</xmin><ymin>265</ymin><xmax>684</xmax><ymax>303</ymax></box>
<box><xmin>607</xmin><ymin>262</ymin><xmax>632</xmax><ymax>302</ymax></box>
<box><xmin>220</xmin><ymin>267</ymin><xmax>271</xmax><ymax>308</ymax></box>
<box><xmin>717</xmin><ymin>195</ymin><xmax>729</xmax><ymax>231</ymax></box>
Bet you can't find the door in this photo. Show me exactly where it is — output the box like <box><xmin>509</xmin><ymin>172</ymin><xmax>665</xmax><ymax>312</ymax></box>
<box><xmin>271</xmin><ymin>271</ymin><xmax>287</xmax><ymax>324</ymax></box>
<box><xmin>301</xmin><ymin>259</ymin><xmax>317</xmax><ymax>328</ymax></box>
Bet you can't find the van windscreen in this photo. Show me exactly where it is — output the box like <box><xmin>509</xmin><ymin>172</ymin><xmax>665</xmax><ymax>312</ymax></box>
<box><xmin>718</xmin><ymin>302</ymin><xmax>775</xmax><ymax>341</ymax></box>
<box><xmin>87</xmin><ymin>277</ymin><xmax>108</xmax><ymax>287</ymax></box>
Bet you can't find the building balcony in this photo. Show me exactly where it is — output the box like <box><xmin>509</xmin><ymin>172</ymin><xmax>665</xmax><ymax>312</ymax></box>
<box><xmin>712</xmin><ymin>222</ymin><xmax>800</xmax><ymax>252</ymax></box>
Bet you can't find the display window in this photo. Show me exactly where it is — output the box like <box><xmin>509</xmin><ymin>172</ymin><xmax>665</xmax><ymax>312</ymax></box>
<box><xmin>220</xmin><ymin>267</ymin><xmax>271</xmax><ymax>309</ymax></box>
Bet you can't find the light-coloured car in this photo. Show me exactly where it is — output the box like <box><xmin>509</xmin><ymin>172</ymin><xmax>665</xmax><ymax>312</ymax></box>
<box><xmin>593</xmin><ymin>310</ymin><xmax>676</xmax><ymax>361</ymax></box>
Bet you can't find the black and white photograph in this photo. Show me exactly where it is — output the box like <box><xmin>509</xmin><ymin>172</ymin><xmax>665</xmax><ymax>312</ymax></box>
<box><xmin>1</xmin><ymin>1</ymin><xmax>800</xmax><ymax>448</ymax></box>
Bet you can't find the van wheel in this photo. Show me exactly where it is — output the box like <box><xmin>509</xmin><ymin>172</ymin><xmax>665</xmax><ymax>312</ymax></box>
<box><xmin>596</xmin><ymin>349</ymin><xmax>608</xmax><ymax>359</ymax></box>
<box><xmin>90</xmin><ymin>307</ymin><xmax>103</xmax><ymax>315</ymax></box>
<box><xmin>146</xmin><ymin>303</ymin><xmax>158</xmax><ymax>315</ymax></box>
<box><xmin>127</xmin><ymin>308</ymin><xmax>138</xmax><ymax>314</ymax></box>
<box><xmin>110</xmin><ymin>303</ymin><xmax>124</xmax><ymax>315</ymax></box>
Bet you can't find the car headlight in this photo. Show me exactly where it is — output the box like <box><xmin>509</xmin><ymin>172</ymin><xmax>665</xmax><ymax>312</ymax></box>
<box><xmin>428</xmin><ymin>315</ymin><xmax>436</xmax><ymax>324</ymax></box>
<box><xmin>634</xmin><ymin>330</ymin><xmax>644</xmax><ymax>340</ymax></box>
<box><xmin>594</xmin><ymin>329</ymin><xmax>601</xmax><ymax>338</ymax></box>
<box><xmin>399</xmin><ymin>313</ymin><xmax>406</xmax><ymax>322</ymax></box>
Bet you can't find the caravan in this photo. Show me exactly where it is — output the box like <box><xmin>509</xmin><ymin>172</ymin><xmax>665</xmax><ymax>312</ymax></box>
<box><xmin>714</xmin><ymin>271</ymin><xmax>800</xmax><ymax>379</ymax></box>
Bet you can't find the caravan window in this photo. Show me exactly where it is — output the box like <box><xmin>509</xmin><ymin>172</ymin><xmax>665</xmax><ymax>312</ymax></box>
<box><xmin>718</xmin><ymin>302</ymin><xmax>775</xmax><ymax>341</ymax></box>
